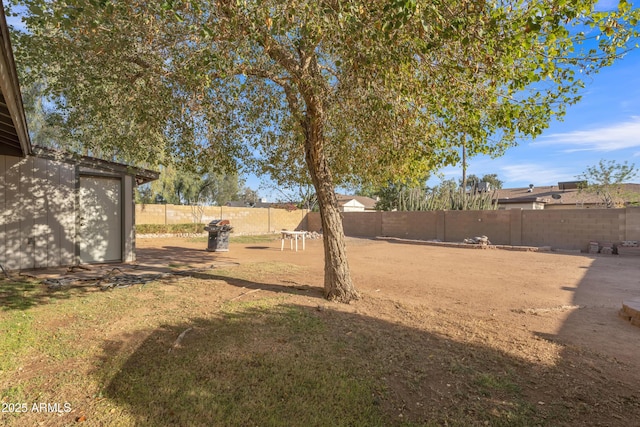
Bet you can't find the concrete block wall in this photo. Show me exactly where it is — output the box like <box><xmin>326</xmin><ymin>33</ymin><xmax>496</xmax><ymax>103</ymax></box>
<box><xmin>135</xmin><ymin>204</ymin><xmax>308</xmax><ymax>235</ymax></box>
<box><xmin>509</xmin><ymin>209</ymin><xmax>523</xmax><ymax>246</ymax></box>
<box><xmin>306</xmin><ymin>211</ymin><xmax>322</xmax><ymax>232</ymax></box>
<box><xmin>307</xmin><ymin>211</ymin><xmax>437</xmax><ymax>239</ymax></box>
<box><xmin>135</xmin><ymin>204</ymin><xmax>168</xmax><ymax>224</ymax></box>
<box><xmin>343</xmin><ymin>212</ymin><xmax>383</xmax><ymax>237</ymax></box>
<box><xmin>306</xmin><ymin>208</ymin><xmax>640</xmax><ymax>251</ymax></box>
<box><xmin>269</xmin><ymin>208</ymin><xmax>309</xmax><ymax>233</ymax></box>
<box><xmin>218</xmin><ymin>207</ymin><xmax>270</xmax><ymax>235</ymax></box>
<box><xmin>305</xmin><ymin>212</ymin><xmax>383</xmax><ymax>236</ymax></box>
<box><xmin>381</xmin><ymin>211</ymin><xmax>437</xmax><ymax>240</ymax></box>
<box><xmin>626</xmin><ymin>207</ymin><xmax>640</xmax><ymax>241</ymax></box>
<box><xmin>521</xmin><ymin>209</ymin><xmax>625</xmax><ymax>251</ymax></box>
<box><xmin>444</xmin><ymin>210</ymin><xmax>512</xmax><ymax>244</ymax></box>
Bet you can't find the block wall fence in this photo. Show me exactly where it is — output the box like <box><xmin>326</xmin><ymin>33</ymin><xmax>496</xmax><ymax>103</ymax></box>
<box><xmin>306</xmin><ymin>208</ymin><xmax>640</xmax><ymax>252</ymax></box>
<box><xmin>135</xmin><ymin>204</ymin><xmax>308</xmax><ymax>235</ymax></box>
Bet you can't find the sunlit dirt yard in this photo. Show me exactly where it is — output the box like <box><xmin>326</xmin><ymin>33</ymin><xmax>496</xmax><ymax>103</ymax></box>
<box><xmin>1</xmin><ymin>235</ymin><xmax>639</xmax><ymax>426</ymax></box>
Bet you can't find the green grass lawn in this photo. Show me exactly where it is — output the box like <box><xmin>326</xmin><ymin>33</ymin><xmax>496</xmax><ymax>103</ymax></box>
<box><xmin>0</xmin><ymin>271</ymin><xmax>390</xmax><ymax>426</ymax></box>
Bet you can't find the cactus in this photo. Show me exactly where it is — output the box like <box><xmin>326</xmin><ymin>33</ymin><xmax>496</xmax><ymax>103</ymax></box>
<box><xmin>397</xmin><ymin>187</ymin><xmax>497</xmax><ymax>211</ymax></box>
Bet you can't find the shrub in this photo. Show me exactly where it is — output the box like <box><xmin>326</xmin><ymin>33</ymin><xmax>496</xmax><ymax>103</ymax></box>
<box><xmin>136</xmin><ymin>223</ymin><xmax>207</xmax><ymax>234</ymax></box>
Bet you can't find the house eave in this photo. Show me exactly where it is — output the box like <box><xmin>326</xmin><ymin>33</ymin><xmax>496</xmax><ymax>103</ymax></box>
<box><xmin>497</xmin><ymin>197</ymin><xmax>548</xmax><ymax>204</ymax></box>
<box><xmin>0</xmin><ymin>2</ymin><xmax>31</xmax><ymax>157</ymax></box>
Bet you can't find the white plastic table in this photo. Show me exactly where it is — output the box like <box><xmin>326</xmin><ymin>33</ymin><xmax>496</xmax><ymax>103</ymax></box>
<box><xmin>280</xmin><ymin>230</ymin><xmax>306</xmax><ymax>251</ymax></box>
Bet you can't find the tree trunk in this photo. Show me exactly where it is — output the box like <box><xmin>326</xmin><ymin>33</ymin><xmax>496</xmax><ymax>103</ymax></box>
<box><xmin>301</xmin><ymin>100</ymin><xmax>359</xmax><ymax>303</ymax></box>
<box><xmin>461</xmin><ymin>136</ymin><xmax>467</xmax><ymax>193</ymax></box>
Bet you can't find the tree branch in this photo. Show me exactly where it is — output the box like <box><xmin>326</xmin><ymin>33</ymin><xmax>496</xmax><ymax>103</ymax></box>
<box><xmin>234</xmin><ymin>64</ymin><xmax>305</xmax><ymax>128</ymax></box>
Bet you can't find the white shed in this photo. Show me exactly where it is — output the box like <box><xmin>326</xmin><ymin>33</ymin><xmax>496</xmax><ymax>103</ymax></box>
<box><xmin>1</xmin><ymin>149</ymin><xmax>158</xmax><ymax>270</ymax></box>
<box><xmin>0</xmin><ymin>6</ymin><xmax>158</xmax><ymax>270</ymax></box>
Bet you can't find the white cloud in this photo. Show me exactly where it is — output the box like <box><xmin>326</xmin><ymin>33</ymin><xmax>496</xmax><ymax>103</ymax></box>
<box><xmin>431</xmin><ymin>161</ymin><xmax>579</xmax><ymax>187</ymax></box>
<box><xmin>499</xmin><ymin>163</ymin><xmax>576</xmax><ymax>186</ymax></box>
<box><xmin>536</xmin><ymin>117</ymin><xmax>640</xmax><ymax>152</ymax></box>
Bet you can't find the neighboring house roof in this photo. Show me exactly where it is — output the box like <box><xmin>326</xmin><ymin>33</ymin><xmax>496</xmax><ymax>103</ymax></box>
<box><xmin>226</xmin><ymin>201</ymin><xmax>275</xmax><ymax>208</ymax></box>
<box><xmin>493</xmin><ymin>183</ymin><xmax>640</xmax><ymax>207</ymax></box>
<box><xmin>0</xmin><ymin>2</ymin><xmax>31</xmax><ymax>157</ymax></box>
<box><xmin>340</xmin><ymin>199</ymin><xmax>365</xmax><ymax>208</ymax></box>
<box><xmin>336</xmin><ymin>194</ymin><xmax>378</xmax><ymax>209</ymax></box>
<box><xmin>226</xmin><ymin>201</ymin><xmax>247</xmax><ymax>208</ymax></box>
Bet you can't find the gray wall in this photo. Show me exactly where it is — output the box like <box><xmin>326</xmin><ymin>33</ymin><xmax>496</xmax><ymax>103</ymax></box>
<box><xmin>306</xmin><ymin>208</ymin><xmax>640</xmax><ymax>251</ymax></box>
<box><xmin>123</xmin><ymin>174</ymin><xmax>135</xmax><ymax>262</ymax></box>
<box><xmin>1</xmin><ymin>154</ymin><xmax>138</xmax><ymax>270</ymax></box>
<box><xmin>1</xmin><ymin>155</ymin><xmax>75</xmax><ymax>270</ymax></box>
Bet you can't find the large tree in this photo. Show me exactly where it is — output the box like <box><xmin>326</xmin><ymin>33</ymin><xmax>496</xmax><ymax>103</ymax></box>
<box><xmin>10</xmin><ymin>0</ymin><xmax>640</xmax><ymax>302</ymax></box>
<box><xmin>577</xmin><ymin>159</ymin><xmax>639</xmax><ymax>207</ymax></box>
<box><xmin>460</xmin><ymin>173</ymin><xmax>503</xmax><ymax>192</ymax></box>
<box><xmin>134</xmin><ymin>162</ymin><xmax>246</xmax><ymax>206</ymax></box>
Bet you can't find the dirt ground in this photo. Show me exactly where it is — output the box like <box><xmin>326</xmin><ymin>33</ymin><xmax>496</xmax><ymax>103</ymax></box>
<box><xmin>9</xmin><ymin>235</ymin><xmax>639</xmax><ymax>425</ymax></box>
<box><xmin>130</xmin><ymin>235</ymin><xmax>640</xmax><ymax>425</ymax></box>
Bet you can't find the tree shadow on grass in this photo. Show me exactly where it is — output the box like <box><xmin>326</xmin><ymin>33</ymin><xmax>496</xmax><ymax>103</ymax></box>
<box><xmin>0</xmin><ymin>270</ymin><xmax>325</xmax><ymax>312</ymax></box>
<box><xmin>134</xmin><ymin>244</ymin><xmax>326</xmax><ymax>299</ymax></box>
<box><xmin>96</xmin><ymin>303</ymin><xmax>640</xmax><ymax>427</ymax></box>
<box><xmin>135</xmin><ymin>245</ymin><xmax>239</xmax><ymax>268</ymax></box>
<box><xmin>0</xmin><ymin>277</ymin><xmax>94</xmax><ymax>311</ymax></box>
<box><xmin>0</xmin><ymin>243</ymin><xmax>325</xmax><ymax>311</ymax></box>
<box><xmin>180</xmin><ymin>271</ymin><xmax>325</xmax><ymax>300</ymax></box>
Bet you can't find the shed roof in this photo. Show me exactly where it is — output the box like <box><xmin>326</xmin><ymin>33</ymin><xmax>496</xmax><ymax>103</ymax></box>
<box><xmin>33</xmin><ymin>146</ymin><xmax>159</xmax><ymax>185</ymax></box>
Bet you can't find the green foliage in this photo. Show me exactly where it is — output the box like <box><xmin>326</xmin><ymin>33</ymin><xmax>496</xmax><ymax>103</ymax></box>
<box><xmin>9</xmin><ymin>0</ymin><xmax>640</xmax><ymax>185</ymax></box>
<box><xmin>375</xmin><ymin>182</ymin><xmax>431</xmax><ymax>211</ymax></box>
<box><xmin>135</xmin><ymin>163</ymin><xmax>248</xmax><ymax>206</ymax></box>
<box><xmin>579</xmin><ymin>159</ymin><xmax>638</xmax><ymax>186</ymax></box>
<box><xmin>240</xmin><ymin>187</ymin><xmax>260</xmax><ymax>206</ymax></box>
<box><xmin>577</xmin><ymin>159</ymin><xmax>639</xmax><ymax>208</ymax></box>
<box><xmin>462</xmin><ymin>174</ymin><xmax>482</xmax><ymax>193</ymax></box>
<box><xmin>296</xmin><ymin>188</ymin><xmax>318</xmax><ymax>211</ymax></box>
<box><xmin>427</xmin><ymin>182</ymin><xmax>498</xmax><ymax>211</ymax></box>
<box><xmin>460</xmin><ymin>173</ymin><xmax>504</xmax><ymax>192</ymax></box>
<box><xmin>480</xmin><ymin>174</ymin><xmax>504</xmax><ymax>190</ymax></box>
<box><xmin>135</xmin><ymin>223</ymin><xmax>207</xmax><ymax>234</ymax></box>
<box><xmin>134</xmin><ymin>184</ymin><xmax>154</xmax><ymax>204</ymax></box>
<box><xmin>19</xmin><ymin>79</ymin><xmax>64</xmax><ymax>148</ymax></box>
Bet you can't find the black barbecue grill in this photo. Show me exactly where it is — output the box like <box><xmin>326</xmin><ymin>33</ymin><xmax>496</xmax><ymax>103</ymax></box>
<box><xmin>204</xmin><ymin>220</ymin><xmax>233</xmax><ymax>252</ymax></box>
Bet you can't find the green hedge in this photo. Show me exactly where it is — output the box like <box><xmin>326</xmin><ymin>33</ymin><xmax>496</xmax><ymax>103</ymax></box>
<box><xmin>136</xmin><ymin>223</ymin><xmax>207</xmax><ymax>234</ymax></box>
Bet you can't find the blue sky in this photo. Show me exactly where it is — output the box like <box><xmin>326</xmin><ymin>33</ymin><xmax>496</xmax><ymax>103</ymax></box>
<box><xmin>425</xmin><ymin>0</ymin><xmax>640</xmax><ymax>191</ymax></box>
<box><xmin>428</xmin><ymin>45</ymin><xmax>640</xmax><ymax>190</ymax></box>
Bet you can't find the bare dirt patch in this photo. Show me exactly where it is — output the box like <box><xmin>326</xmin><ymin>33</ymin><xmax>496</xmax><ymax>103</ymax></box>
<box><xmin>134</xmin><ymin>236</ymin><xmax>640</xmax><ymax>424</ymax></box>
<box><xmin>2</xmin><ymin>236</ymin><xmax>639</xmax><ymax>426</ymax></box>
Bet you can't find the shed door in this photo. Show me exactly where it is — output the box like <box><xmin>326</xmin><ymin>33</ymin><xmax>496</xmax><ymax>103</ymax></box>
<box><xmin>79</xmin><ymin>176</ymin><xmax>122</xmax><ymax>263</ymax></box>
